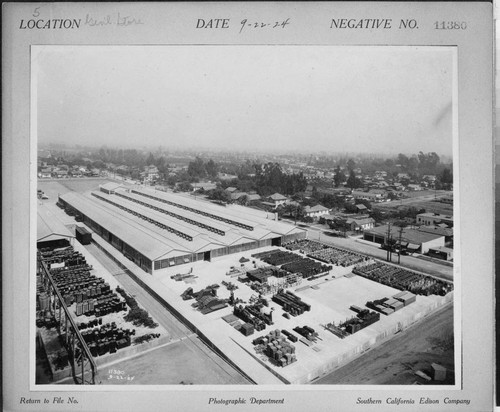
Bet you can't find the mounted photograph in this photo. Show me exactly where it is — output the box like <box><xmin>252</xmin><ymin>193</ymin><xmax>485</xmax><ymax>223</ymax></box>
<box><xmin>33</xmin><ymin>45</ymin><xmax>456</xmax><ymax>387</ymax></box>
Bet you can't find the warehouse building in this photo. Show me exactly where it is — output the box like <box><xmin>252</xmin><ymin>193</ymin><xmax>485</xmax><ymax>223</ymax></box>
<box><xmin>352</xmin><ymin>190</ymin><xmax>386</xmax><ymax>202</ymax></box>
<box><xmin>99</xmin><ymin>181</ymin><xmax>123</xmax><ymax>194</ymax></box>
<box><xmin>37</xmin><ymin>206</ymin><xmax>75</xmax><ymax>249</ymax></box>
<box><xmin>416</xmin><ymin>212</ymin><xmax>453</xmax><ymax>227</ymax></box>
<box><xmin>58</xmin><ymin>186</ymin><xmax>306</xmax><ymax>274</ymax></box>
<box><xmin>427</xmin><ymin>246</ymin><xmax>453</xmax><ymax>261</ymax></box>
<box><xmin>363</xmin><ymin>225</ymin><xmax>445</xmax><ymax>254</ymax></box>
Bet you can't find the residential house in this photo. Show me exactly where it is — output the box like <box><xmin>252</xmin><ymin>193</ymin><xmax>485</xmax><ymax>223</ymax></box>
<box><xmin>192</xmin><ymin>182</ymin><xmax>217</xmax><ymax>191</ymax></box>
<box><xmin>218</xmin><ymin>173</ymin><xmax>238</xmax><ymax>181</ymax></box>
<box><xmin>142</xmin><ymin>165</ymin><xmax>159</xmax><ymax>183</ymax></box>
<box><xmin>374</xmin><ymin>171</ymin><xmax>388</xmax><ymax>178</ymax></box>
<box><xmin>422</xmin><ymin>175</ymin><xmax>437</xmax><ymax>182</ymax></box>
<box><xmin>54</xmin><ymin>169</ymin><xmax>68</xmax><ymax>178</ymax></box>
<box><xmin>355</xmin><ymin>204</ymin><xmax>368</xmax><ymax>213</ymax></box>
<box><xmin>266</xmin><ymin>193</ymin><xmax>288</xmax><ymax>208</ymax></box>
<box><xmin>377</xmin><ymin>181</ymin><xmax>390</xmax><ymax>188</ymax></box>
<box><xmin>246</xmin><ymin>193</ymin><xmax>261</xmax><ymax>203</ymax></box>
<box><xmin>346</xmin><ymin>217</ymin><xmax>375</xmax><ymax>232</ymax></box>
<box><xmin>230</xmin><ymin>192</ymin><xmax>248</xmax><ymax>201</ymax></box>
<box><xmin>304</xmin><ymin>204</ymin><xmax>330</xmax><ymax>220</ymax></box>
<box><xmin>407</xmin><ymin>184</ymin><xmax>423</xmax><ymax>191</ymax></box>
<box><xmin>39</xmin><ymin>168</ymin><xmax>52</xmax><ymax>178</ymax></box>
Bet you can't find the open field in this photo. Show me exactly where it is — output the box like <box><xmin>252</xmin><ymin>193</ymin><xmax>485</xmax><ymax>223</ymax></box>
<box><xmin>373</xmin><ymin>191</ymin><xmax>453</xmax><ymax>215</ymax></box>
<box><xmin>314</xmin><ymin>303</ymin><xmax>454</xmax><ymax>385</ymax></box>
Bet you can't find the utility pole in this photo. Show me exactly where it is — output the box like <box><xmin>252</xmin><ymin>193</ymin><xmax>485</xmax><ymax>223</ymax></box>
<box><xmin>398</xmin><ymin>225</ymin><xmax>404</xmax><ymax>264</ymax></box>
<box><xmin>386</xmin><ymin>223</ymin><xmax>391</xmax><ymax>262</ymax></box>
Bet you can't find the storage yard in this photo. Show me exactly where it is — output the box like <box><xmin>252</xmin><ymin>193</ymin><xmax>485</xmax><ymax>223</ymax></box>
<box><xmin>147</xmin><ymin>243</ymin><xmax>452</xmax><ymax>384</ymax></box>
<box><xmin>36</xmin><ymin>179</ymin><xmax>455</xmax><ymax>385</ymax></box>
<box><xmin>36</xmin><ymin>239</ymin><xmax>169</xmax><ymax>383</ymax></box>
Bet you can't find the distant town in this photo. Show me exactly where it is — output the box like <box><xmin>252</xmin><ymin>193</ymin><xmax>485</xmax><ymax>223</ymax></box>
<box><xmin>38</xmin><ymin>145</ymin><xmax>452</xmax><ymax>232</ymax></box>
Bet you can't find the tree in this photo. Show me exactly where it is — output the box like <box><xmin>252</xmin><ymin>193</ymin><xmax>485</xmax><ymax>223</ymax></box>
<box><xmin>346</xmin><ymin>170</ymin><xmax>362</xmax><ymax>189</ymax></box>
<box><xmin>320</xmin><ymin>194</ymin><xmax>344</xmax><ymax>210</ymax></box>
<box><xmin>188</xmin><ymin>157</ymin><xmax>206</xmax><ymax>179</ymax></box>
<box><xmin>93</xmin><ymin>160</ymin><xmax>105</xmax><ymax>169</ymax></box>
<box><xmin>207</xmin><ymin>188</ymin><xmax>231</xmax><ymax>203</ymax></box>
<box><xmin>347</xmin><ymin>159</ymin><xmax>356</xmax><ymax>171</ymax></box>
<box><xmin>440</xmin><ymin>168</ymin><xmax>453</xmax><ymax>184</ymax></box>
<box><xmin>328</xmin><ymin>218</ymin><xmax>348</xmax><ymax>236</ymax></box>
<box><xmin>387</xmin><ymin>192</ymin><xmax>399</xmax><ymax>201</ymax></box>
<box><xmin>333</xmin><ymin>166</ymin><xmax>346</xmax><ymax>187</ymax></box>
<box><xmin>370</xmin><ymin>209</ymin><xmax>385</xmax><ymax>223</ymax></box>
<box><xmin>281</xmin><ymin>204</ymin><xmax>296</xmax><ymax>218</ymax></box>
<box><xmin>397</xmin><ymin>153</ymin><xmax>409</xmax><ymax>169</ymax></box>
<box><xmin>384</xmin><ymin>158</ymin><xmax>395</xmax><ymax>168</ymax></box>
<box><xmin>409</xmin><ymin>155</ymin><xmax>420</xmax><ymax>171</ymax></box>
<box><xmin>254</xmin><ymin>162</ymin><xmax>306</xmax><ymax>196</ymax></box>
<box><xmin>146</xmin><ymin>152</ymin><xmax>155</xmax><ymax>166</ymax></box>
<box><xmin>177</xmin><ymin>182</ymin><xmax>193</xmax><ymax>192</ymax></box>
<box><xmin>237</xmin><ymin>195</ymin><xmax>249</xmax><ymax>206</ymax></box>
<box><xmin>418</xmin><ymin>152</ymin><xmax>440</xmax><ymax>174</ymax></box>
<box><xmin>283</xmin><ymin>204</ymin><xmax>305</xmax><ymax>224</ymax></box>
<box><xmin>206</xmin><ymin>159</ymin><xmax>218</xmax><ymax>178</ymax></box>
<box><xmin>311</xmin><ymin>186</ymin><xmax>320</xmax><ymax>200</ymax></box>
<box><xmin>344</xmin><ymin>203</ymin><xmax>358</xmax><ymax>213</ymax></box>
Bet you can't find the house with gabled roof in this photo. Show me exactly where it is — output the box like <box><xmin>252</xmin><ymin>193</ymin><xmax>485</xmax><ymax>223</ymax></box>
<box><xmin>304</xmin><ymin>204</ymin><xmax>330</xmax><ymax>219</ymax></box>
<box><xmin>266</xmin><ymin>193</ymin><xmax>288</xmax><ymax>208</ymax></box>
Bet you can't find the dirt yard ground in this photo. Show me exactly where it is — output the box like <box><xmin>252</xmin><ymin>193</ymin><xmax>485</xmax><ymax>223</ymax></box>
<box><xmin>98</xmin><ymin>336</ymin><xmax>250</xmax><ymax>385</ymax></box>
<box><xmin>313</xmin><ymin>303</ymin><xmax>454</xmax><ymax>385</ymax></box>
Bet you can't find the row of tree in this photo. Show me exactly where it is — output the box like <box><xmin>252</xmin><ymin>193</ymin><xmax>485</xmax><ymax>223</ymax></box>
<box><xmin>253</xmin><ymin>163</ymin><xmax>307</xmax><ymax>197</ymax></box>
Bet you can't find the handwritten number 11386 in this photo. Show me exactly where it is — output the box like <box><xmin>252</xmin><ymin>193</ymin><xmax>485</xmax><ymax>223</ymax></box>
<box><xmin>240</xmin><ymin>18</ymin><xmax>290</xmax><ymax>34</ymax></box>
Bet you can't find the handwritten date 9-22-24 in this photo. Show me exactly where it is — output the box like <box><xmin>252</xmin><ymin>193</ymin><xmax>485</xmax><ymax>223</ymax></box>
<box><xmin>240</xmin><ymin>18</ymin><xmax>291</xmax><ymax>34</ymax></box>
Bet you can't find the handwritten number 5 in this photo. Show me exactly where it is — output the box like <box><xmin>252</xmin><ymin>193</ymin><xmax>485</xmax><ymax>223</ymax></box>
<box><xmin>33</xmin><ymin>7</ymin><xmax>40</xmax><ymax>18</ymax></box>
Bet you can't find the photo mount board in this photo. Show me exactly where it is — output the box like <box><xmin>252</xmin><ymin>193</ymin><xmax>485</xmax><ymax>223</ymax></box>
<box><xmin>2</xmin><ymin>2</ymin><xmax>493</xmax><ymax>412</ymax></box>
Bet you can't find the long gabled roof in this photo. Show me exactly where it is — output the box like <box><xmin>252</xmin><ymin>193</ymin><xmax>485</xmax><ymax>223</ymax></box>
<box><xmin>59</xmin><ymin>188</ymin><xmax>305</xmax><ymax>262</ymax></box>
<box><xmin>38</xmin><ymin>206</ymin><xmax>74</xmax><ymax>243</ymax></box>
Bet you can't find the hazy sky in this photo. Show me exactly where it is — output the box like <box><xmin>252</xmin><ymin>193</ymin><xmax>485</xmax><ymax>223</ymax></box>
<box><xmin>36</xmin><ymin>45</ymin><xmax>454</xmax><ymax>155</ymax></box>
